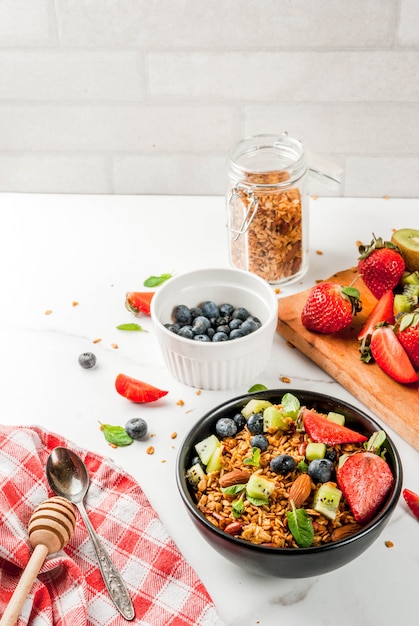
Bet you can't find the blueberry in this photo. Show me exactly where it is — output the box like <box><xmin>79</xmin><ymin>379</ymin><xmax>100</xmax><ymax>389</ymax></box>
<box><xmin>194</xmin><ymin>334</ymin><xmax>211</xmax><ymax>342</ymax></box>
<box><xmin>165</xmin><ymin>323</ymin><xmax>180</xmax><ymax>333</ymax></box>
<box><xmin>229</xmin><ymin>328</ymin><xmax>244</xmax><ymax>340</ymax></box>
<box><xmin>125</xmin><ymin>417</ymin><xmax>148</xmax><ymax>440</ymax></box>
<box><xmin>232</xmin><ymin>307</ymin><xmax>249</xmax><ymax>321</ymax></box>
<box><xmin>239</xmin><ymin>318</ymin><xmax>259</xmax><ymax>335</ymax></box>
<box><xmin>233</xmin><ymin>413</ymin><xmax>246</xmax><ymax>432</ymax></box>
<box><xmin>215</xmin><ymin>417</ymin><xmax>238</xmax><ymax>438</ymax></box>
<box><xmin>219</xmin><ymin>303</ymin><xmax>234</xmax><ymax>317</ymax></box>
<box><xmin>172</xmin><ymin>304</ymin><xmax>191</xmax><ymax>325</ymax></box>
<box><xmin>178</xmin><ymin>326</ymin><xmax>194</xmax><ymax>339</ymax></box>
<box><xmin>324</xmin><ymin>448</ymin><xmax>337</xmax><ymax>463</ymax></box>
<box><xmin>247</xmin><ymin>413</ymin><xmax>264</xmax><ymax>435</ymax></box>
<box><xmin>190</xmin><ymin>454</ymin><xmax>205</xmax><ymax>470</ymax></box>
<box><xmin>190</xmin><ymin>307</ymin><xmax>202</xmax><ymax>319</ymax></box>
<box><xmin>270</xmin><ymin>454</ymin><xmax>296</xmax><ymax>475</ymax></box>
<box><xmin>213</xmin><ymin>331</ymin><xmax>228</xmax><ymax>342</ymax></box>
<box><xmin>216</xmin><ymin>324</ymin><xmax>230</xmax><ymax>335</ymax></box>
<box><xmin>250</xmin><ymin>434</ymin><xmax>269</xmax><ymax>451</ymax></box>
<box><xmin>78</xmin><ymin>352</ymin><xmax>97</xmax><ymax>369</ymax></box>
<box><xmin>215</xmin><ymin>316</ymin><xmax>228</xmax><ymax>327</ymax></box>
<box><xmin>201</xmin><ymin>301</ymin><xmax>220</xmax><ymax>318</ymax></box>
<box><xmin>207</xmin><ymin>327</ymin><xmax>215</xmax><ymax>339</ymax></box>
<box><xmin>229</xmin><ymin>318</ymin><xmax>242</xmax><ymax>330</ymax></box>
<box><xmin>192</xmin><ymin>316</ymin><xmax>211</xmax><ymax>334</ymax></box>
<box><xmin>308</xmin><ymin>458</ymin><xmax>334</xmax><ymax>483</ymax></box>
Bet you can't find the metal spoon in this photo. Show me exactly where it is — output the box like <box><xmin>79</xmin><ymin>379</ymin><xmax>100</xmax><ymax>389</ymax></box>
<box><xmin>46</xmin><ymin>446</ymin><xmax>135</xmax><ymax>621</ymax></box>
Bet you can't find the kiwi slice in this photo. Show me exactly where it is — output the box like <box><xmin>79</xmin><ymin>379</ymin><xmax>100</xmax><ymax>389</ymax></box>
<box><xmin>327</xmin><ymin>411</ymin><xmax>345</xmax><ymax>426</ymax></box>
<box><xmin>391</xmin><ymin>229</ymin><xmax>419</xmax><ymax>272</ymax></box>
<box><xmin>195</xmin><ymin>434</ymin><xmax>220</xmax><ymax>465</ymax></box>
<box><xmin>312</xmin><ymin>482</ymin><xmax>342</xmax><ymax>520</ymax></box>
<box><xmin>394</xmin><ymin>293</ymin><xmax>417</xmax><ymax>316</ymax></box>
<box><xmin>246</xmin><ymin>473</ymin><xmax>276</xmax><ymax>500</ymax></box>
<box><xmin>241</xmin><ymin>399</ymin><xmax>272</xmax><ymax>418</ymax></box>
<box><xmin>186</xmin><ymin>463</ymin><xmax>206</xmax><ymax>487</ymax></box>
<box><xmin>263</xmin><ymin>405</ymin><xmax>289</xmax><ymax>432</ymax></box>
<box><xmin>306</xmin><ymin>442</ymin><xmax>326</xmax><ymax>461</ymax></box>
<box><xmin>206</xmin><ymin>445</ymin><xmax>223</xmax><ymax>473</ymax></box>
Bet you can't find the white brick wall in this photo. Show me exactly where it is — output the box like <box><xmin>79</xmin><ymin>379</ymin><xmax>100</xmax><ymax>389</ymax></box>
<box><xmin>0</xmin><ymin>0</ymin><xmax>418</xmax><ymax>197</ymax></box>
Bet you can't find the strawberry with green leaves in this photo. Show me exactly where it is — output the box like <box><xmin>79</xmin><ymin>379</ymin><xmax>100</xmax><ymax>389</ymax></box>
<box><xmin>301</xmin><ymin>282</ymin><xmax>361</xmax><ymax>334</ymax></box>
<box><xmin>370</xmin><ymin>325</ymin><xmax>418</xmax><ymax>384</ymax></box>
<box><xmin>115</xmin><ymin>373</ymin><xmax>168</xmax><ymax>403</ymax></box>
<box><xmin>358</xmin><ymin>235</ymin><xmax>405</xmax><ymax>299</ymax></box>
<box><xmin>397</xmin><ymin>311</ymin><xmax>419</xmax><ymax>370</ymax></box>
<box><xmin>125</xmin><ymin>291</ymin><xmax>154</xmax><ymax>316</ymax></box>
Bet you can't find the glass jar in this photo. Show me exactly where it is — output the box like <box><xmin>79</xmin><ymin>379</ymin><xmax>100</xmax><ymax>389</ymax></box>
<box><xmin>226</xmin><ymin>132</ymin><xmax>309</xmax><ymax>285</ymax></box>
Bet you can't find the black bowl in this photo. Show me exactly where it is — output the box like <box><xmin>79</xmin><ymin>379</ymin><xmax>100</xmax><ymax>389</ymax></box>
<box><xmin>176</xmin><ymin>389</ymin><xmax>403</xmax><ymax>578</ymax></box>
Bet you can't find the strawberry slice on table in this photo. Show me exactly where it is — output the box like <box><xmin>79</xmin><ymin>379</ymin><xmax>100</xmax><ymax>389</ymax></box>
<box><xmin>301</xmin><ymin>281</ymin><xmax>361</xmax><ymax>334</ymax></box>
<box><xmin>403</xmin><ymin>488</ymin><xmax>419</xmax><ymax>520</ymax></box>
<box><xmin>397</xmin><ymin>311</ymin><xmax>419</xmax><ymax>370</ymax></box>
<box><xmin>302</xmin><ymin>409</ymin><xmax>368</xmax><ymax>445</ymax></box>
<box><xmin>357</xmin><ymin>290</ymin><xmax>395</xmax><ymax>341</ymax></box>
<box><xmin>357</xmin><ymin>235</ymin><xmax>405</xmax><ymax>299</ymax></box>
<box><xmin>336</xmin><ymin>451</ymin><xmax>394</xmax><ymax>524</ymax></box>
<box><xmin>115</xmin><ymin>373</ymin><xmax>168</xmax><ymax>403</ymax></box>
<box><xmin>125</xmin><ymin>291</ymin><xmax>155</xmax><ymax>316</ymax></box>
<box><xmin>370</xmin><ymin>325</ymin><xmax>418</xmax><ymax>384</ymax></box>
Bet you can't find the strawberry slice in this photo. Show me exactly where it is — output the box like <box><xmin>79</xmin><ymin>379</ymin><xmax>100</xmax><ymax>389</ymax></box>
<box><xmin>302</xmin><ymin>409</ymin><xmax>368</xmax><ymax>445</ymax></box>
<box><xmin>336</xmin><ymin>451</ymin><xmax>394</xmax><ymax>524</ymax></box>
<box><xmin>125</xmin><ymin>291</ymin><xmax>154</xmax><ymax>316</ymax></box>
<box><xmin>357</xmin><ymin>290</ymin><xmax>395</xmax><ymax>341</ymax></box>
<box><xmin>370</xmin><ymin>326</ymin><xmax>418</xmax><ymax>384</ymax></box>
<box><xmin>115</xmin><ymin>373</ymin><xmax>168</xmax><ymax>403</ymax></box>
<box><xmin>403</xmin><ymin>488</ymin><xmax>419</xmax><ymax>520</ymax></box>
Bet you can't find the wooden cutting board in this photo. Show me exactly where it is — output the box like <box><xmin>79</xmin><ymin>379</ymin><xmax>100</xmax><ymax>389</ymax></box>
<box><xmin>277</xmin><ymin>268</ymin><xmax>419</xmax><ymax>452</ymax></box>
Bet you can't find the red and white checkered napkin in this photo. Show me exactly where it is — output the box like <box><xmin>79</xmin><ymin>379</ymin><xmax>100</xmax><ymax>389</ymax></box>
<box><xmin>0</xmin><ymin>425</ymin><xmax>224</xmax><ymax>626</ymax></box>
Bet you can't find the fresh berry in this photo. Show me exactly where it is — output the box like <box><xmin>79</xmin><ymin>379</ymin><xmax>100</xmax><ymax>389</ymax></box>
<box><xmin>78</xmin><ymin>352</ymin><xmax>97</xmax><ymax>369</ymax></box>
<box><xmin>233</xmin><ymin>413</ymin><xmax>247</xmax><ymax>432</ymax></box>
<box><xmin>301</xmin><ymin>282</ymin><xmax>361</xmax><ymax>334</ymax></box>
<box><xmin>250</xmin><ymin>434</ymin><xmax>269</xmax><ymax>451</ymax></box>
<box><xmin>201</xmin><ymin>301</ymin><xmax>220</xmax><ymax>318</ymax></box>
<box><xmin>336</xmin><ymin>451</ymin><xmax>394</xmax><ymax>524</ymax></box>
<box><xmin>357</xmin><ymin>290</ymin><xmax>395</xmax><ymax>341</ymax></box>
<box><xmin>397</xmin><ymin>311</ymin><xmax>419</xmax><ymax>370</ymax></box>
<box><xmin>246</xmin><ymin>413</ymin><xmax>264</xmax><ymax>435</ymax></box>
<box><xmin>115</xmin><ymin>373</ymin><xmax>168</xmax><ymax>403</ymax></box>
<box><xmin>215</xmin><ymin>417</ymin><xmax>238</xmax><ymax>438</ymax></box>
<box><xmin>402</xmin><ymin>488</ymin><xmax>419</xmax><ymax>520</ymax></box>
<box><xmin>172</xmin><ymin>304</ymin><xmax>192</xmax><ymax>325</ymax></box>
<box><xmin>125</xmin><ymin>417</ymin><xmax>148</xmax><ymax>440</ymax></box>
<box><xmin>270</xmin><ymin>454</ymin><xmax>296</xmax><ymax>475</ymax></box>
<box><xmin>125</xmin><ymin>291</ymin><xmax>154</xmax><ymax>316</ymax></box>
<box><xmin>308</xmin><ymin>458</ymin><xmax>334</xmax><ymax>483</ymax></box>
<box><xmin>302</xmin><ymin>409</ymin><xmax>368</xmax><ymax>445</ymax></box>
<box><xmin>357</xmin><ymin>236</ymin><xmax>405</xmax><ymax>299</ymax></box>
<box><xmin>370</xmin><ymin>325</ymin><xmax>418</xmax><ymax>383</ymax></box>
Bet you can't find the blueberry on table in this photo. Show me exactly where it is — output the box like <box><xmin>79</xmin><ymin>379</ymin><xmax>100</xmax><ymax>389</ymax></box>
<box><xmin>78</xmin><ymin>352</ymin><xmax>97</xmax><ymax>369</ymax></box>
<box><xmin>270</xmin><ymin>454</ymin><xmax>296</xmax><ymax>474</ymax></box>
<box><xmin>250</xmin><ymin>434</ymin><xmax>269</xmax><ymax>451</ymax></box>
<box><xmin>125</xmin><ymin>417</ymin><xmax>148</xmax><ymax>440</ymax></box>
<box><xmin>246</xmin><ymin>413</ymin><xmax>264</xmax><ymax>435</ymax></box>
<box><xmin>308</xmin><ymin>458</ymin><xmax>334</xmax><ymax>483</ymax></box>
<box><xmin>215</xmin><ymin>417</ymin><xmax>238</xmax><ymax>438</ymax></box>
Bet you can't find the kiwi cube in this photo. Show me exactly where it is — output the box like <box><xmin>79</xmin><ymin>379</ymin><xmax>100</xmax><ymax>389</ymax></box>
<box><xmin>241</xmin><ymin>399</ymin><xmax>272</xmax><ymax>418</ymax></box>
<box><xmin>306</xmin><ymin>442</ymin><xmax>326</xmax><ymax>461</ymax></box>
<box><xmin>327</xmin><ymin>411</ymin><xmax>345</xmax><ymax>426</ymax></box>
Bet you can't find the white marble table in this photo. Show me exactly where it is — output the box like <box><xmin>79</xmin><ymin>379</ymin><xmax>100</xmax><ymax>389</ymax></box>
<box><xmin>1</xmin><ymin>193</ymin><xmax>418</xmax><ymax>625</ymax></box>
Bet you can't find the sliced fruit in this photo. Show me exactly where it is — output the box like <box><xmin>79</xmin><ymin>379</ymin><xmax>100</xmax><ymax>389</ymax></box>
<box><xmin>391</xmin><ymin>228</ymin><xmax>419</xmax><ymax>272</ymax></box>
<box><xmin>186</xmin><ymin>463</ymin><xmax>206</xmax><ymax>488</ymax></box>
<box><xmin>401</xmin><ymin>270</ymin><xmax>419</xmax><ymax>286</ymax></box>
<box><xmin>357</xmin><ymin>290</ymin><xmax>395</xmax><ymax>341</ymax></box>
<box><xmin>246</xmin><ymin>473</ymin><xmax>276</xmax><ymax>500</ymax></box>
<box><xmin>393</xmin><ymin>293</ymin><xmax>417</xmax><ymax>316</ymax></box>
<box><xmin>305</xmin><ymin>442</ymin><xmax>326</xmax><ymax>461</ymax></box>
<box><xmin>403</xmin><ymin>488</ymin><xmax>419</xmax><ymax>520</ymax></box>
<box><xmin>327</xmin><ymin>411</ymin><xmax>345</xmax><ymax>426</ymax></box>
<box><xmin>195</xmin><ymin>434</ymin><xmax>220</xmax><ymax>466</ymax></box>
<box><xmin>263</xmin><ymin>405</ymin><xmax>289</xmax><ymax>432</ymax></box>
<box><xmin>206</xmin><ymin>445</ymin><xmax>223</xmax><ymax>473</ymax></box>
<box><xmin>125</xmin><ymin>291</ymin><xmax>154</xmax><ymax>316</ymax></box>
<box><xmin>241</xmin><ymin>399</ymin><xmax>272</xmax><ymax>418</ymax></box>
<box><xmin>302</xmin><ymin>409</ymin><xmax>368</xmax><ymax>445</ymax></box>
<box><xmin>397</xmin><ymin>311</ymin><xmax>419</xmax><ymax>370</ymax></box>
<box><xmin>312</xmin><ymin>482</ymin><xmax>342</xmax><ymax>520</ymax></box>
<box><xmin>336</xmin><ymin>451</ymin><xmax>394</xmax><ymax>524</ymax></box>
<box><xmin>370</xmin><ymin>326</ymin><xmax>418</xmax><ymax>384</ymax></box>
<box><xmin>114</xmin><ymin>373</ymin><xmax>168</xmax><ymax>403</ymax></box>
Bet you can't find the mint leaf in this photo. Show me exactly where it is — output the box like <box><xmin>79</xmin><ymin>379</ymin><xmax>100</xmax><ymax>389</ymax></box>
<box><xmin>248</xmin><ymin>383</ymin><xmax>268</xmax><ymax>393</ymax></box>
<box><xmin>286</xmin><ymin>502</ymin><xmax>314</xmax><ymax>548</ymax></box>
<box><xmin>243</xmin><ymin>447</ymin><xmax>261</xmax><ymax>467</ymax></box>
<box><xmin>221</xmin><ymin>484</ymin><xmax>247</xmax><ymax>496</ymax></box>
<box><xmin>99</xmin><ymin>423</ymin><xmax>133</xmax><ymax>447</ymax></box>
<box><xmin>143</xmin><ymin>273</ymin><xmax>172</xmax><ymax>287</ymax></box>
<box><xmin>116</xmin><ymin>323</ymin><xmax>144</xmax><ymax>331</ymax></box>
<box><xmin>232</xmin><ymin>498</ymin><xmax>245</xmax><ymax>518</ymax></box>
<box><xmin>247</xmin><ymin>494</ymin><xmax>269</xmax><ymax>507</ymax></box>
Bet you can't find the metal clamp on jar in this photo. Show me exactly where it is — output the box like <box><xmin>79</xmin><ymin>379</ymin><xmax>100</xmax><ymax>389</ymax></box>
<box><xmin>227</xmin><ymin>133</ymin><xmax>309</xmax><ymax>286</ymax></box>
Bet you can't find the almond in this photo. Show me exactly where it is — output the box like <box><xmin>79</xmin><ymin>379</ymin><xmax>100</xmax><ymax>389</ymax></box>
<box><xmin>289</xmin><ymin>473</ymin><xmax>312</xmax><ymax>507</ymax></box>
<box><xmin>219</xmin><ymin>469</ymin><xmax>251</xmax><ymax>488</ymax></box>
<box><xmin>331</xmin><ymin>523</ymin><xmax>362</xmax><ymax>542</ymax></box>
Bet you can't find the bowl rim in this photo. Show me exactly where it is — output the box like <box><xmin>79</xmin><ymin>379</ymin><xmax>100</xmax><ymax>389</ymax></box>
<box><xmin>176</xmin><ymin>388</ymin><xmax>403</xmax><ymax>555</ymax></box>
<box><xmin>150</xmin><ymin>267</ymin><xmax>278</xmax><ymax>349</ymax></box>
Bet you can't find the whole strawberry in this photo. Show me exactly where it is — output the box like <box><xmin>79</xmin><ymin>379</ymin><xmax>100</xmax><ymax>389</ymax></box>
<box><xmin>397</xmin><ymin>311</ymin><xmax>419</xmax><ymax>370</ymax></box>
<box><xmin>301</xmin><ymin>282</ymin><xmax>361</xmax><ymax>334</ymax></box>
<box><xmin>358</xmin><ymin>235</ymin><xmax>405</xmax><ymax>299</ymax></box>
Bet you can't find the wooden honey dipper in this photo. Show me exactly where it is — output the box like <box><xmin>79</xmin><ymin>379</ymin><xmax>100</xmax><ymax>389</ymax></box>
<box><xmin>0</xmin><ymin>496</ymin><xmax>76</xmax><ymax>626</ymax></box>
